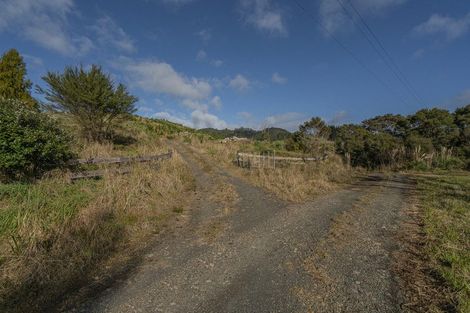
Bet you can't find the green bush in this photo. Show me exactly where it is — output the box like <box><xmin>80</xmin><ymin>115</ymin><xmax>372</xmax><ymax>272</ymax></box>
<box><xmin>0</xmin><ymin>98</ymin><xmax>73</xmax><ymax>181</ymax></box>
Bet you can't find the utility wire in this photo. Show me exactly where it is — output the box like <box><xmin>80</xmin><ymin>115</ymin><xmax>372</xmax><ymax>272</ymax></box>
<box><xmin>293</xmin><ymin>0</ymin><xmax>411</xmax><ymax>107</ymax></box>
<box><xmin>340</xmin><ymin>0</ymin><xmax>424</xmax><ymax>105</ymax></box>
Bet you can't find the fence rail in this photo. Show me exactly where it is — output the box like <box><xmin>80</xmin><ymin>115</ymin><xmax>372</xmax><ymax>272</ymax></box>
<box><xmin>236</xmin><ymin>152</ymin><xmax>327</xmax><ymax>169</ymax></box>
<box><xmin>68</xmin><ymin>150</ymin><xmax>172</xmax><ymax>166</ymax></box>
<box><xmin>69</xmin><ymin>150</ymin><xmax>173</xmax><ymax>181</ymax></box>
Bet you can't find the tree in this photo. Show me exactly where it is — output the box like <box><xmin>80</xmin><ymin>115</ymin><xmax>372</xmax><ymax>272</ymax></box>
<box><xmin>0</xmin><ymin>49</ymin><xmax>36</xmax><ymax>108</ymax></box>
<box><xmin>455</xmin><ymin>104</ymin><xmax>470</xmax><ymax>145</ymax></box>
<box><xmin>0</xmin><ymin>98</ymin><xmax>73</xmax><ymax>181</ymax></box>
<box><xmin>362</xmin><ymin>114</ymin><xmax>409</xmax><ymax>138</ymax></box>
<box><xmin>454</xmin><ymin>104</ymin><xmax>470</xmax><ymax>168</ymax></box>
<box><xmin>298</xmin><ymin>117</ymin><xmax>331</xmax><ymax>139</ymax></box>
<box><xmin>333</xmin><ymin>124</ymin><xmax>370</xmax><ymax>166</ymax></box>
<box><xmin>287</xmin><ymin>117</ymin><xmax>333</xmax><ymax>154</ymax></box>
<box><xmin>40</xmin><ymin>65</ymin><xmax>137</xmax><ymax>142</ymax></box>
<box><xmin>409</xmin><ymin>108</ymin><xmax>459</xmax><ymax>149</ymax></box>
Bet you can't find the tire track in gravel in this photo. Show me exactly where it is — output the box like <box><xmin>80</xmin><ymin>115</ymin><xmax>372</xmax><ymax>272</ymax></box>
<box><xmin>73</xmin><ymin>143</ymin><xmax>413</xmax><ymax>313</ymax></box>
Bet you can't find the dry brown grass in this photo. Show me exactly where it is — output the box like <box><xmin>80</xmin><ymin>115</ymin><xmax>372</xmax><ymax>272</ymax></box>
<box><xmin>188</xmin><ymin>138</ymin><xmax>352</xmax><ymax>202</ymax></box>
<box><xmin>0</xmin><ymin>141</ymin><xmax>193</xmax><ymax>312</ymax></box>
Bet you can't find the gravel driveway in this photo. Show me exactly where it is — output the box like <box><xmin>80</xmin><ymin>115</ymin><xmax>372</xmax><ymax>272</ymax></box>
<box><xmin>73</xmin><ymin>143</ymin><xmax>412</xmax><ymax>313</ymax></box>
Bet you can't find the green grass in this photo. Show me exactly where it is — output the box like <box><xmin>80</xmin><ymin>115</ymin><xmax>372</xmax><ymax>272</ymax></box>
<box><xmin>417</xmin><ymin>173</ymin><xmax>470</xmax><ymax>312</ymax></box>
<box><xmin>0</xmin><ymin>179</ymin><xmax>99</xmax><ymax>239</ymax></box>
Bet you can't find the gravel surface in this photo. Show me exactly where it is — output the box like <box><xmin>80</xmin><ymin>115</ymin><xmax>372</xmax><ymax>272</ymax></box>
<box><xmin>73</xmin><ymin>144</ymin><xmax>412</xmax><ymax>313</ymax></box>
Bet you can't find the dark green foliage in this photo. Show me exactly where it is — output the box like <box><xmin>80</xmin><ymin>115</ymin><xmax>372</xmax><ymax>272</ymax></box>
<box><xmin>333</xmin><ymin>124</ymin><xmax>370</xmax><ymax>166</ymax></box>
<box><xmin>286</xmin><ymin>117</ymin><xmax>333</xmax><ymax>155</ymax></box>
<box><xmin>455</xmin><ymin>105</ymin><xmax>470</xmax><ymax>143</ymax></box>
<box><xmin>197</xmin><ymin>127</ymin><xmax>290</xmax><ymax>141</ymax></box>
<box><xmin>298</xmin><ymin>117</ymin><xmax>331</xmax><ymax>139</ymax></box>
<box><xmin>40</xmin><ymin>65</ymin><xmax>137</xmax><ymax>142</ymax></box>
<box><xmin>362</xmin><ymin>114</ymin><xmax>409</xmax><ymax>138</ymax></box>
<box><xmin>254</xmin><ymin>128</ymin><xmax>291</xmax><ymax>141</ymax></box>
<box><xmin>296</xmin><ymin>105</ymin><xmax>469</xmax><ymax>169</ymax></box>
<box><xmin>0</xmin><ymin>98</ymin><xmax>73</xmax><ymax>181</ymax></box>
<box><xmin>409</xmin><ymin>108</ymin><xmax>459</xmax><ymax>149</ymax></box>
<box><xmin>0</xmin><ymin>49</ymin><xmax>36</xmax><ymax>108</ymax></box>
<box><xmin>362</xmin><ymin>132</ymin><xmax>403</xmax><ymax>168</ymax></box>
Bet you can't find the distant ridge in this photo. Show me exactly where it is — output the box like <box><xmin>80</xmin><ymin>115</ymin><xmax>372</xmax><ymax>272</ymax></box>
<box><xmin>197</xmin><ymin>127</ymin><xmax>291</xmax><ymax>141</ymax></box>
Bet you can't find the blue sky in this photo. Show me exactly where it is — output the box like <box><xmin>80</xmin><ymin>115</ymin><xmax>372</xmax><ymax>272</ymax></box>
<box><xmin>1</xmin><ymin>0</ymin><xmax>470</xmax><ymax>130</ymax></box>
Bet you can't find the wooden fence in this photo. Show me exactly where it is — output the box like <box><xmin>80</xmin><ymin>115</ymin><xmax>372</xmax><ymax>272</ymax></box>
<box><xmin>236</xmin><ymin>152</ymin><xmax>327</xmax><ymax>169</ymax></box>
<box><xmin>69</xmin><ymin>150</ymin><xmax>172</xmax><ymax>181</ymax></box>
<box><xmin>68</xmin><ymin>150</ymin><xmax>173</xmax><ymax>166</ymax></box>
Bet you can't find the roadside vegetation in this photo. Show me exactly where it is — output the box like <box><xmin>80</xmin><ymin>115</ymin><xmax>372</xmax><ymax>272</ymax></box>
<box><xmin>414</xmin><ymin>174</ymin><xmax>470</xmax><ymax>312</ymax></box>
<box><xmin>0</xmin><ymin>49</ymin><xmax>193</xmax><ymax>312</ymax></box>
<box><xmin>184</xmin><ymin>134</ymin><xmax>352</xmax><ymax>202</ymax></box>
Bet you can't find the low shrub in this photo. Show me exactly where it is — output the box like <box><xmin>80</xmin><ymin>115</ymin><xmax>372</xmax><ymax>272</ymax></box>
<box><xmin>0</xmin><ymin>98</ymin><xmax>73</xmax><ymax>181</ymax></box>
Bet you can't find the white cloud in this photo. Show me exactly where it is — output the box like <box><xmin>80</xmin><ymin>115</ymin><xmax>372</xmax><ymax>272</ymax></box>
<box><xmin>92</xmin><ymin>16</ymin><xmax>136</xmax><ymax>53</ymax></box>
<box><xmin>119</xmin><ymin>57</ymin><xmax>227</xmax><ymax>128</ymax></box>
<box><xmin>240</xmin><ymin>0</ymin><xmax>287</xmax><ymax>36</ymax></box>
<box><xmin>0</xmin><ymin>0</ymin><xmax>93</xmax><ymax>55</ymax></box>
<box><xmin>154</xmin><ymin>111</ymin><xmax>192</xmax><ymax>127</ymax></box>
<box><xmin>121</xmin><ymin>59</ymin><xmax>212</xmax><ymax>100</ymax></box>
<box><xmin>161</xmin><ymin>0</ymin><xmax>196</xmax><ymax>6</ymax></box>
<box><xmin>271</xmin><ymin>72</ymin><xmax>287</xmax><ymax>84</ymax></box>
<box><xmin>229</xmin><ymin>74</ymin><xmax>251</xmax><ymax>91</ymax></box>
<box><xmin>191</xmin><ymin>110</ymin><xmax>228</xmax><ymax>129</ymax></box>
<box><xmin>196</xmin><ymin>49</ymin><xmax>207</xmax><ymax>61</ymax></box>
<box><xmin>262</xmin><ymin>112</ymin><xmax>305</xmax><ymax>131</ymax></box>
<box><xmin>196</xmin><ymin>50</ymin><xmax>223</xmax><ymax>67</ymax></box>
<box><xmin>413</xmin><ymin>12</ymin><xmax>470</xmax><ymax>41</ymax></box>
<box><xmin>238</xmin><ymin>111</ymin><xmax>253</xmax><ymax>120</ymax></box>
<box><xmin>23</xmin><ymin>54</ymin><xmax>44</xmax><ymax>67</ymax></box>
<box><xmin>137</xmin><ymin>105</ymin><xmax>156</xmax><ymax>116</ymax></box>
<box><xmin>319</xmin><ymin>0</ymin><xmax>407</xmax><ymax>35</ymax></box>
<box><xmin>196</xmin><ymin>29</ymin><xmax>212</xmax><ymax>42</ymax></box>
<box><xmin>154</xmin><ymin>110</ymin><xmax>228</xmax><ymax>129</ymax></box>
<box><xmin>181</xmin><ymin>99</ymin><xmax>208</xmax><ymax>111</ymax></box>
<box><xmin>211</xmin><ymin>59</ymin><xmax>224</xmax><ymax>67</ymax></box>
<box><xmin>210</xmin><ymin>96</ymin><xmax>222</xmax><ymax>109</ymax></box>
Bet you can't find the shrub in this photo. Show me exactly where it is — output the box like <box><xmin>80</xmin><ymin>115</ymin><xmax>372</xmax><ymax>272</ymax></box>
<box><xmin>40</xmin><ymin>65</ymin><xmax>137</xmax><ymax>142</ymax></box>
<box><xmin>0</xmin><ymin>98</ymin><xmax>73</xmax><ymax>181</ymax></box>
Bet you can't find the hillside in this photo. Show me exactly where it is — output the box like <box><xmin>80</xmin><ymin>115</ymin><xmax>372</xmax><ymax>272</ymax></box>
<box><xmin>197</xmin><ymin>127</ymin><xmax>291</xmax><ymax>141</ymax></box>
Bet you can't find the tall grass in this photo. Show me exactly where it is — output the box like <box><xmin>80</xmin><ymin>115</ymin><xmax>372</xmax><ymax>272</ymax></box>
<box><xmin>0</xmin><ymin>141</ymin><xmax>192</xmax><ymax>312</ymax></box>
<box><xmin>416</xmin><ymin>174</ymin><xmax>470</xmax><ymax>312</ymax></box>
<box><xmin>187</xmin><ymin>137</ymin><xmax>352</xmax><ymax>202</ymax></box>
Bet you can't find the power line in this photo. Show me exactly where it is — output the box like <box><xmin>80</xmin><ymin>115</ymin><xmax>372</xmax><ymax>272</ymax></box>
<box><xmin>334</xmin><ymin>0</ymin><xmax>417</xmax><ymax>102</ymax></box>
<box><xmin>340</xmin><ymin>0</ymin><xmax>424</xmax><ymax>105</ymax></box>
<box><xmin>293</xmin><ymin>0</ymin><xmax>411</xmax><ymax>107</ymax></box>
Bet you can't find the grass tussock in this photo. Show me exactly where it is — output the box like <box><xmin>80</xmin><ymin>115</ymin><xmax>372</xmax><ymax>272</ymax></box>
<box><xmin>243</xmin><ymin>155</ymin><xmax>351</xmax><ymax>202</ymax></box>
<box><xmin>0</xmin><ymin>142</ymin><xmax>192</xmax><ymax>312</ymax></box>
<box><xmin>415</xmin><ymin>174</ymin><xmax>470</xmax><ymax>313</ymax></box>
<box><xmin>187</xmin><ymin>138</ymin><xmax>352</xmax><ymax>202</ymax></box>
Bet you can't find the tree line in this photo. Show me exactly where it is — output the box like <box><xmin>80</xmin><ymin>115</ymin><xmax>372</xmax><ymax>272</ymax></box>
<box><xmin>288</xmin><ymin>106</ymin><xmax>469</xmax><ymax>170</ymax></box>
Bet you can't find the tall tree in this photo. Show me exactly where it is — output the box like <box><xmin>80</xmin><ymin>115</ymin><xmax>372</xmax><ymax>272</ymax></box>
<box><xmin>409</xmin><ymin>108</ymin><xmax>459</xmax><ymax>149</ymax></box>
<box><xmin>40</xmin><ymin>65</ymin><xmax>137</xmax><ymax>142</ymax></box>
<box><xmin>288</xmin><ymin>117</ymin><xmax>333</xmax><ymax>154</ymax></box>
<box><xmin>0</xmin><ymin>49</ymin><xmax>36</xmax><ymax>108</ymax></box>
<box><xmin>455</xmin><ymin>104</ymin><xmax>470</xmax><ymax>145</ymax></box>
<box><xmin>362</xmin><ymin>114</ymin><xmax>409</xmax><ymax>138</ymax></box>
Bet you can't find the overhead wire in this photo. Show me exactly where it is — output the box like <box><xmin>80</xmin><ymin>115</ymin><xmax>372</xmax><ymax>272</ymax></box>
<box><xmin>293</xmin><ymin>0</ymin><xmax>412</xmax><ymax>107</ymax></box>
<box><xmin>338</xmin><ymin>0</ymin><xmax>424</xmax><ymax>105</ymax></box>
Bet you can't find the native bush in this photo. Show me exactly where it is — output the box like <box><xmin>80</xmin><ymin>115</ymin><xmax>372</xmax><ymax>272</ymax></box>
<box><xmin>0</xmin><ymin>98</ymin><xmax>73</xmax><ymax>181</ymax></box>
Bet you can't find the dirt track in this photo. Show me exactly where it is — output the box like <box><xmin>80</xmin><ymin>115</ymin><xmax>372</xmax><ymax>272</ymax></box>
<box><xmin>74</xmin><ymin>143</ymin><xmax>412</xmax><ymax>313</ymax></box>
